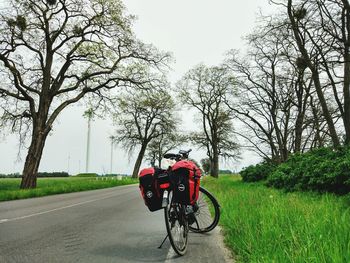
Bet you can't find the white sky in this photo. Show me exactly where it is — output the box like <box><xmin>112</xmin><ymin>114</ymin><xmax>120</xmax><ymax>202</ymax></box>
<box><xmin>0</xmin><ymin>0</ymin><xmax>275</xmax><ymax>175</ymax></box>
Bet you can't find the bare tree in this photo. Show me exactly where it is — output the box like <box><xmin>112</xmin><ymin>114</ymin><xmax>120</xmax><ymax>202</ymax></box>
<box><xmin>177</xmin><ymin>64</ymin><xmax>240</xmax><ymax>178</ymax></box>
<box><xmin>285</xmin><ymin>0</ymin><xmax>340</xmax><ymax>147</ymax></box>
<box><xmin>113</xmin><ymin>86</ymin><xmax>176</xmax><ymax>178</ymax></box>
<box><xmin>145</xmin><ymin>132</ymin><xmax>187</xmax><ymax>167</ymax></box>
<box><xmin>225</xmin><ymin>14</ymin><xmax>335</xmax><ymax>163</ymax></box>
<box><xmin>270</xmin><ymin>0</ymin><xmax>349</xmax><ymax>147</ymax></box>
<box><xmin>293</xmin><ymin>0</ymin><xmax>350</xmax><ymax>144</ymax></box>
<box><xmin>0</xmin><ymin>0</ymin><xmax>170</xmax><ymax>188</ymax></box>
<box><xmin>225</xmin><ymin>39</ymin><xmax>297</xmax><ymax>162</ymax></box>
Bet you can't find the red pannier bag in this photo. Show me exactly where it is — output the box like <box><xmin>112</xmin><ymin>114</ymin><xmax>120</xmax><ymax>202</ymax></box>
<box><xmin>138</xmin><ymin>167</ymin><xmax>168</xmax><ymax>212</ymax></box>
<box><xmin>170</xmin><ymin>160</ymin><xmax>201</xmax><ymax>205</ymax></box>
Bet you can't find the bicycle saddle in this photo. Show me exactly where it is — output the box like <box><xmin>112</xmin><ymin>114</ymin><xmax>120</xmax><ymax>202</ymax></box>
<box><xmin>163</xmin><ymin>153</ymin><xmax>179</xmax><ymax>159</ymax></box>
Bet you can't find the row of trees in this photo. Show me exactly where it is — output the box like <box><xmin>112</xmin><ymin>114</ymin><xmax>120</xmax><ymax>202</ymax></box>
<box><xmin>4</xmin><ymin>0</ymin><xmax>347</xmax><ymax>187</ymax></box>
<box><xmin>106</xmin><ymin>0</ymin><xmax>350</xmax><ymax>180</ymax></box>
<box><xmin>125</xmin><ymin>0</ymin><xmax>350</xmax><ymax>176</ymax></box>
<box><xmin>0</xmin><ymin>0</ymin><xmax>238</xmax><ymax>186</ymax></box>
<box><xmin>129</xmin><ymin>0</ymin><xmax>350</xmax><ymax>175</ymax></box>
<box><xmin>112</xmin><ymin>68</ymin><xmax>240</xmax><ymax>178</ymax></box>
<box><xmin>0</xmin><ymin>0</ymin><xmax>170</xmax><ymax>188</ymax></box>
<box><xmin>218</xmin><ymin>0</ymin><xmax>350</xmax><ymax>164</ymax></box>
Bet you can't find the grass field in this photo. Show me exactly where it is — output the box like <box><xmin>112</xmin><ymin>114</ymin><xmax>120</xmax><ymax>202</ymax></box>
<box><xmin>0</xmin><ymin>177</ymin><xmax>138</xmax><ymax>202</ymax></box>
<box><xmin>202</xmin><ymin>176</ymin><xmax>350</xmax><ymax>263</ymax></box>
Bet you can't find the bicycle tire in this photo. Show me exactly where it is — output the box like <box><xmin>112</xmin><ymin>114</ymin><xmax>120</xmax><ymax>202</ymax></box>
<box><xmin>164</xmin><ymin>191</ymin><xmax>188</xmax><ymax>255</ymax></box>
<box><xmin>189</xmin><ymin>186</ymin><xmax>220</xmax><ymax>233</ymax></box>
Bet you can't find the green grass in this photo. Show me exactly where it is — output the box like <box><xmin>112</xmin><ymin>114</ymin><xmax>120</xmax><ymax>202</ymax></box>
<box><xmin>202</xmin><ymin>175</ymin><xmax>350</xmax><ymax>263</ymax></box>
<box><xmin>0</xmin><ymin>177</ymin><xmax>138</xmax><ymax>202</ymax></box>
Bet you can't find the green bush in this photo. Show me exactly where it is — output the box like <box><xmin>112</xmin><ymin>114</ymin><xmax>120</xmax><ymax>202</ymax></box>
<box><xmin>219</xmin><ymin>169</ymin><xmax>233</xmax><ymax>174</ymax></box>
<box><xmin>76</xmin><ymin>173</ymin><xmax>98</xmax><ymax>177</ymax></box>
<box><xmin>0</xmin><ymin>172</ymin><xmax>69</xmax><ymax>178</ymax></box>
<box><xmin>240</xmin><ymin>162</ymin><xmax>276</xmax><ymax>182</ymax></box>
<box><xmin>0</xmin><ymin>173</ymin><xmax>21</xmax><ymax>178</ymax></box>
<box><xmin>266</xmin><ymin>147</ymin><xmax>350</xmax><ymax>195</ymax></box>
<box><xmin>37</xmin><ymin>172</ymin><xmax>69</xmax><ymax>177</ymax></box>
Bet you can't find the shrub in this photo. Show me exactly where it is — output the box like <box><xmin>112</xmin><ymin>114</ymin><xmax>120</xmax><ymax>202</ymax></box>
<box><xmin>219</xmin><ymin>169</ymin><xmax>233</xmax><ymax>174</ymax></box>
<box><xmin>76</xmin><ymin>173</ymin><xmax>98</xmax><ymax>177</ymax></box>
<box><xmin>0</xmin><ymin>173</ymin><xmax>21</xmax><ymax>178</ymax></box>
<box><xmin>240</xmin><ymin>162</ymin><xmax>276</xmax><ymax>182</ymax></box>
<box><xmin>37</xmin><ymin>172</ymin><xmax>69</xmax><ymax>177</ymax></box>
<box><xmin>266</xmin><ymin>147</ymin><xmax>350</xmax><ymax>195</ymax></box>
<box><xmin>0</xmin><ymin>172</ymin><xmax>69</xmax><ymax>178</ymax></box>
<box><xmin>104</xmin><ymin>174</ymin><xmax>119</xmax><ymax>177</ymax></box>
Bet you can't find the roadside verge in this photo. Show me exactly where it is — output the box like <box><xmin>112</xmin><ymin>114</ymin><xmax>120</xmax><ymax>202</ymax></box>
<box><xmin>0</xmin><ymin>177</ymin><xmax>137</xmax><ymax>202</ymax></box>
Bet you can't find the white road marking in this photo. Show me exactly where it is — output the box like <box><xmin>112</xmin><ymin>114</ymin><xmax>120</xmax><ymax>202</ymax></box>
<box><xmin>0</xmin><ymin>190</ymin><xmax>129</xmax><ymax>224</ymax></box>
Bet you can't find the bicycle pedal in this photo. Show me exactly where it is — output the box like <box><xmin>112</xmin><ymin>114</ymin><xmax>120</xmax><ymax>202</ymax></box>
<box><xmin>187</xmin><ymin>214</ymin><xmax>195</xmax><ymax>225</ymax></box>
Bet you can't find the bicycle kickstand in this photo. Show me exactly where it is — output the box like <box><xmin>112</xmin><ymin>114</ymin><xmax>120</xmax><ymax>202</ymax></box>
<box><xmin>158</xmin><ymin>234</ymin><xmax>169</xmax><ymax>249</ymax></box>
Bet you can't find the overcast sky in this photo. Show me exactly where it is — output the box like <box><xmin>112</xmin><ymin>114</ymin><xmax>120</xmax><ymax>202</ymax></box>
<box><xmin>0</xmin><ymin>0</ymin><xmax>276</xmax><ymax>175</ymax></box>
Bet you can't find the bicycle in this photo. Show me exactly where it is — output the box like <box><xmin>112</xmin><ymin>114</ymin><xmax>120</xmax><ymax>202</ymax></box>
<box><xmin>159</xmin><ymin>150</ymin><xmax>221</xmax><ymax>255</ymax></box>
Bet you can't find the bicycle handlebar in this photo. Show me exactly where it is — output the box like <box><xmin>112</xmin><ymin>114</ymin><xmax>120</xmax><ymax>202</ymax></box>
<box><xmin>163</xmin><ymin>149</ymin><xmax>192</xmax><ymax>161</ymax></box>
<box><xmin>179</xmin><ymin>149</ymin><xmax>191</xmax><ymax>159</ymax></box>
<box><xmin>179</xmin><ymin>149</ymin><xmax>192</xmax><ymax>155</ymax></box>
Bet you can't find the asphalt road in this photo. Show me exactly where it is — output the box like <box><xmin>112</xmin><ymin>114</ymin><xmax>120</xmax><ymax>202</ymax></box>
<box><xmin>0</xmin><ymin>184</ymin><xmax>232</xmax><ymax>263</ymax></box>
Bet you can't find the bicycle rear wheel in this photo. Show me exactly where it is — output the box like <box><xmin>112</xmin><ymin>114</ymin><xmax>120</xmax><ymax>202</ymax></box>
<box><xmin>189</xmin><ymin>186</ymin><xmax>220</xmax><ymax>233</ymax></box>
<box><xmin>164</xmin><ymin>191</ymin><xmax>188</xmax><ymax>256</ymax></box>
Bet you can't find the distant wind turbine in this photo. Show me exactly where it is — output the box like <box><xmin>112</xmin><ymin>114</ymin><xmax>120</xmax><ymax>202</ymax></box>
<box><xmin>110</xmin><ymin>136</ymin><xmax>116</xmax><ymax>174</ymax></box>
<box><xmin>83</xmin><ymin>108</ymin><xmax>94</xmax><ymax>173</ymax></box>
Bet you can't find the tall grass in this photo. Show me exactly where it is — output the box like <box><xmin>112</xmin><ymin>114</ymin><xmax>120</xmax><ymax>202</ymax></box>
<box><xmin>202</xmin><ymin>176</ymin><xmax>350</xmax><ymax>263</ymax></box>
<box><xmin>0</xmin><ymin>177</ymin><xmax>137</xmax><ymax>202</ymax></box>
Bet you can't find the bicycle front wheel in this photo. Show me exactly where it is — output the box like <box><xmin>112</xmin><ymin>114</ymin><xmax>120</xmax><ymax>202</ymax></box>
<box><xmin>164</xmin><ymin>191</ymin><xmax>188</xmax><ymax>256</ymax></box>
<box><xmin>189</xmin><ymin>186</ymin><xmax>220</xmax><ymax>233</ymax></box>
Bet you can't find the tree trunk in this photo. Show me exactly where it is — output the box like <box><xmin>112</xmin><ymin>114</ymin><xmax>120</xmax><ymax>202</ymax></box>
<box><xmin>294</xmin><ymin>75</ymin><xmax>306</xmax><ymax>153</ymax></box>
<box><xmin>209</xmin><ymin>157</ymin><xmax>219</xmax><ymax>178</ymax></box>
<box><xmin>312</xmin><ymin>71</ymin><xmax>340</xmax><ymax>147</ymax></box>
<box><xmin>287</xmin><ymin>0</ymin><xmax>340</xmax><ymax>148</ymax></box>
<box><xmin>132</xmin><ymin>143</ymin><xmax>148</xmax><ymax>178</ymax></box>
<box><xmin>343</xmin><ymin>46</ymin><xmax>350</xmax><ymax>145</ymax></box>
<box><xmin>210</xmin><ymin>147</ymin><xmax>219</xmax><ymax>178</ymax></box>
<box><xmin>20</xmin><ymin>124</ymin><xmax>49</xmax><ymax>189</ymax></box>
<box><xmin>310</xmin><ymin>96</ymin><xmax>323</xmax><ymax>148</ymax></box>
<box><xmin>294</xmin><ymin>111</ymin><xmax>304</xmax><ymax>152</ymax></box>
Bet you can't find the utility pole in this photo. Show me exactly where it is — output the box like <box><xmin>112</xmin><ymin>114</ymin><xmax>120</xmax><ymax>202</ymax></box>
<box><xmin>67</xmin><ymin>154</ymin><xmax>70</xmax><ymax>175</ymax></box>
<box><xmin>110</xmin><ymin>136</ymin><xmax>115</xmax><ymax>174</ymax></box>
<box><xmin>84</xmin><ymin>108</ymin><xmax>94</xmax><ymax>173</ymax></box>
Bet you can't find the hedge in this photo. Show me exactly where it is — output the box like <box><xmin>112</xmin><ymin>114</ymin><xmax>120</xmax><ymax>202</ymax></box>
<box><xmin>240</xmin><ymin>162</ymin><xmax>276</xmax><ymax>182</ymax></box>
<box><xmin>0</xmin><ymin>172</ymin><xmax>69</xmax><ymax>178</ymax></box>
<box><xmin>75</xmin><ymin>173</ymin><xmax>98</xmax><ymax>177</ymax></box>
<box><xmin>266</xmin><ymin>147</ymin><xmax>350</xmax><ymax>195</ymax></box>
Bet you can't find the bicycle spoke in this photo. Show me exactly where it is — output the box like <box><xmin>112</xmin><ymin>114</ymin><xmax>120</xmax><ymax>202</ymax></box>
<box><xmin>189</xmin><ymin>186</ymin><xmax>220</xmax><ymax>233</ymax></box>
